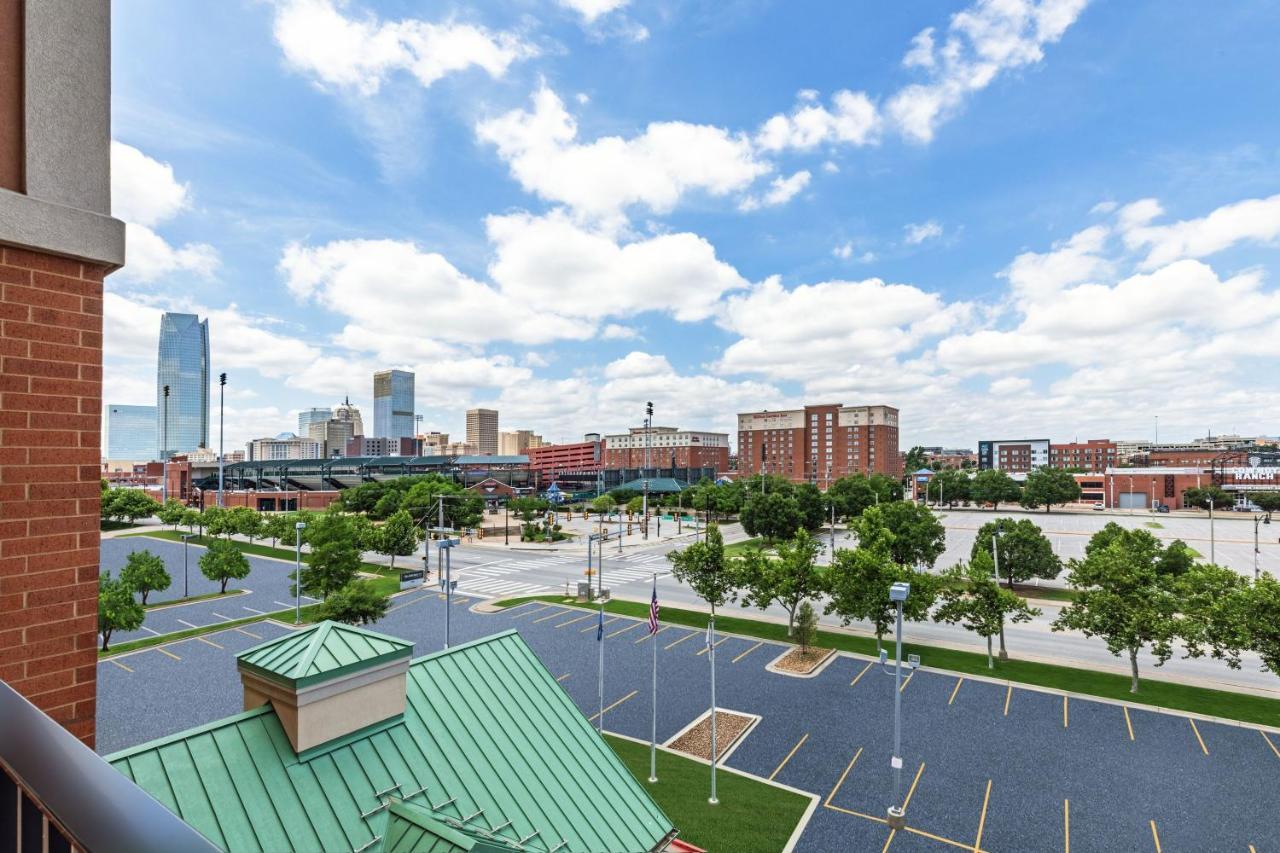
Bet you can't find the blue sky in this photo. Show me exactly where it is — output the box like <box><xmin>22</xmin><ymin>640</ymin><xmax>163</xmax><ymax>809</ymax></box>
<box><xmin>104</xmin><ymin>0</ymin><xmax>1280</xmax><ymax>453</ymax></box>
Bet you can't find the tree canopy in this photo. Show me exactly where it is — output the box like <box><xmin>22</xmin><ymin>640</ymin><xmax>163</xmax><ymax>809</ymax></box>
<box><xmin>1019</xmin><ymin>467</ymin><xmax>1082</xmax><ymax>512</ymax></box>
<box><xmin>734</xmin><ymin>528</ymin><xmax>825</xmax><ymax>634</ymax></box>
<box><xmin>935</xmin><ymin>551</ymin><xmax>1040</xmax><ymax>667</ymax></box>
<box><xmin>825</xmin><ymin>537</ymin><xmax>939</xmax><ymax>652</ymax></box>
<box><xmin>969</xmin><ymin>469</ymin><xmax>1022</xmax><ymax>510</ymax></box>
<box><xmin>98</xmin><ymin>571</ymin><xmax>144</xmax><ymax>651</ymax></box>
<box><xmin>970</xmin><ymin>518</ymin><xmax>1061</xmax><ymax>587</ymax></box>
<box><xmin>667</xmin><ymin>524</ymin><xmax>736</xmax><ymax>613</ymax></box>
<box><xmin>854</xmin><ymin>502</ymin><xmax>946</xmax><ymax>569</ymax></box>
<box><xmin>319</xmin><ymin>581</ymin><xmax>390</xmax><ymax>626</ymax></box>
<box><xmin>120</xmin><ymin>549</ymin><xmax>171</xmax><ymax>606</ymax></box>
<box><xmin>199</xmin><ymin>539</ymin><xmax>251</xmax><ymax>594</ymax></box>
<box><xmin>1182</xmin><ymin>485</ymin><xmax>1232</xmax><ymax>510</ymax></box>
<box><xmin>374</xmin><ymin>510</ymin><xmax>420</xmax><ymax>572</ymax></box>
<box><xmin>296</xmin><ymin>509</ymin><xmax>362</xmax><ymax>600</ymax></box>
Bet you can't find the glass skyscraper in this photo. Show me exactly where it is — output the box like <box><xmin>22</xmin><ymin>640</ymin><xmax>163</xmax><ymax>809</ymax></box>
<box><xmin>157</xmin><ymin>312</ymin><xmax>209</xmax><ymax>459</ymax></box>
<box><xmin>106</xmin><ymin>404</ymin><xmax>158</xmax><ymax>459</ymax></box>
<box><xmin>297</xmin><ymin>407</ymin><xmax>332</xmax><ymax>435</ymax></box>
<box><xmin>373</xmin><ymin>370</ymin><xmax>414</xmax><ymax>439</ymax></box>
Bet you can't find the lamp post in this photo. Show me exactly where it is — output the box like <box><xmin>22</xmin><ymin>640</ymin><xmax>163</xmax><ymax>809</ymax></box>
<box><xmin>1255</xmin><ymin>513</ymin><xmax>1263</xmax><ymax>580</ymax></box>
<box><xmin>886</xmin><ymin>581</ymin><xmax>911</xmax><ymax>830</ymax></box>
<box><xmin>293</xmin><ymin>521</ymin><xmax>306</xmax><ymax>624</ymax></box>
<box><xmin>991</xmin><ymin>529</ymin><xmax>1007</xmax><ymax>659</ymax></box>
<box><xmin>439</xmin><ymin>537</ymin><xmax>458</xmax><ymax>649</ymax></box>
<box><xmin>643</xmin><ymin>402</ymin><xmax>652</xmax><ymax>540</ymax></box>
<box><xmin>180</xmin><ymin>533</ymin><xmax>195</xmax><ymax>597</ymax></box>
<box><xmin>1209</xmin><ymin>497</ymin><xmax>1216</xmax><ymax>565</ymax></box>
<box><xmin>161</xmin><ymin>385</ymin><xmax>170</xmax><ymax>504</ymax></box>
<box><xmin>218</xmin><ymin>373</ymin><xmax>226</xmax><ymax>507</ymax></box>
<box><xmin>504</xmin><ymin>499</ymin><xmax>509</xmax><ymax>546</ymax></box>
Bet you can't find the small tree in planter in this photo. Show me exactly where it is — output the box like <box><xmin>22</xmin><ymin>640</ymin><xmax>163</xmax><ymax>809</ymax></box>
<box><xmin>794</xmin><ymin>600</ymin><xmax>819</xmax><ymax>655</ymax></box>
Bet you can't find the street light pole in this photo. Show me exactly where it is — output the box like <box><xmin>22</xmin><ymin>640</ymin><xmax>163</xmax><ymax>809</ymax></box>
<box><xmin>887</xmin><ymin>581</ymin><xmax>910</xmax><ymax>829</ymax></box>
<box><xmin>181</xmin><ymin>534</ymin><xmax>193</xmax><ymax>597</ymax></box>
<box><xmin>293</xmin><ymin>521</ymin><xmax>306</xmax><ymax>624</ymax></box>
<box><xmin>643</xmin><ymin>402</ymin><xmax>652</xmax><ymax>541</ymax></box>
<box><xmin>218</xmin><ymin>373</ymin><xmax>226</xmax><ymax>507</ymax></box>
<box><xmin>1209</xmin><ymin>497</ymin><xmax>1216</xmax><ymax>565</ymax></box>
<box><xmin>1255</xmin><ymin>514</ymin><xmax>1262</xmax><ymax>580</ymax></box>
<box><xmin>161</xmin><ymin>385</ymin><xmax>170</xmax><ymax>504</ymax></box>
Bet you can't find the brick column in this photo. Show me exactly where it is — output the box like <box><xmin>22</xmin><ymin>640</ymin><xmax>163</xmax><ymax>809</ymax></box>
<box><xmin>0</xmin><ymin>246</ymin><xmax>105</xmax><ymax>748</ymax></box>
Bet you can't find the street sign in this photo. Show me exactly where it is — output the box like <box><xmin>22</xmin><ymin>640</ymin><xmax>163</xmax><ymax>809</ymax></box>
<box><xmin>399</xmin><ymin>569</ymin><xmax>425</xmax><ymax>590</ymax></box>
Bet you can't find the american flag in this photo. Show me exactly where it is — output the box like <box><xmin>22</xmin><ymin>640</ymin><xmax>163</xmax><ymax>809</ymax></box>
<box><xmin>648</xmin><ymin>581</ymin><xmax>660</xmax><ymax>634</ymax></box>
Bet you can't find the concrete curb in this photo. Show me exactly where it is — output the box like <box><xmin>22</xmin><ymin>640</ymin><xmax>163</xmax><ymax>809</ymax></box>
<box><xmin>764</xmin><ymin>646</ymin><xmax>838</xmax><ymax>679</ymax></box>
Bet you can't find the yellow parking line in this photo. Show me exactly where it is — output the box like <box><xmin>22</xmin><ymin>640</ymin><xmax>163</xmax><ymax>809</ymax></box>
<box><xmin>1124</xmin><ymin>706</ymin><xmax>1135</xmax><ymax>741</ymax></box>
<box><xmin>663</xmin><ymin>631</ymin><xmax>696</xmax><ymax>651</ymax></box>
<box><xmin>1262</xmin><ymin>730</ymin><xmax>1280</xmax><ymax>760</ymax></box>
<box><xmin>733</xmin><ymin>642</ymin><xmax>764</xmax><ymax>664</ymax></box>
<box><xmin>1063</xmin><ymin>799</ymin><xmax>1070</xmax><ymax>853</ymax></box>
<box><xmin>769</xmin><ymin>733</ymin><xmax>809</xmax><ymax>781</ymax></box>
<box><xmin>556</xmin><ymin>613</ymin><xmax>592</xmax><ymax>628</ymax></box>
<box><xmin>1063</xmin><ymin>696</ymin><xmax>1068</xmax><ymax>729</ymax></box>
<box><xmin>636</xmin><ymin>625</ymin><xmax>670</xmax><ymax>644</ymax></box>
<box><xmin>155</xmin><ymin>647</ymin><xmax>181</xmax><ymax>661</ymax></box>
<box><xmin>974</xmin><ymin>779</ymin><xmax>992</xmax><ymax>852</ymax></box>
<box><xmin>899</xmin><ymin>672</ymin><xmax>914</xmax><ymax>693</ymax></box>
<box><xmin>1150</xmin><ymin>819</ymin><xmax>1162</xmax><ymax>853</ymax></box>
<box><xmin>607</xmin><ymin>621</ymin><xmax>643</xmax><ymax>639</ymax></box>
<box><xmin>555</xmin><ymin>673</ymin><xmax>571</xmax><ymax>682</ymax></box>
<box><xmin>948</xmin><ymin>677</ymin><xmax>963</xmax><ymax>705</ymax></box>
<box><xmin>235</xmin><ymin>627</ymin><xmax>262</xmax><ymax>640</ymax></box>
<box><xmin>108</xmin><ymin>659</ymin><xmax>133</xmax><ymax>672</ymax></box>
<box><xmin>1189</xmin><ymin>719</ymin><xmax>1209</xmax><ymax>756</ymax></box>
<box><xmin>850</xmin><ymin>661</ymin><xmax>873</xmax><ymax>688</ymax></box>
<box><xmin>588</xmin><ymin>689</ymin><xmax>638</xmax><ymax>722</ymax></box>
<box><xmin>197</xmin><ymin>636</ymin><xmax>223</xmax><ymax>649</ymax></box>
<box><xmin>903</xmin><ymin>827</ymin><xmax>973</xmax><ymax>851</ymax></box>
<box><xmin>695</xmin><ymin>636</ymin><xmax>730</xmax><ymax>656</ymax></box>
<box><xmin>824</xmin><ymin>747</ymin><xmax>863</xmax><ymax>808</ymax></box>
<box><xmin>1003</xmin><ymin>684</ymin><xmax>1013</xmax><ymax>716</ymax></box>
<box><xmin>581</xmin><ymin>616</ymin><xmax>619</xmax><ymax>634</ymax></box>
<box><xmin>882</xmin><ymin>763</ymin><xmax>925</xmax><ymax>853</ymax></box>
<box><xmin>533</xmin><ymin>609</ymin><xmax>567</xmax><ymax>623</ymax></box>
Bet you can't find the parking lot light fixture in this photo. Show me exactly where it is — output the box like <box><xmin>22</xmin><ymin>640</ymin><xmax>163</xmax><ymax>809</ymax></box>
<box><xmin>180</xmin><ymin>533</ymin><xmax>195</xmax><ymax>597</ymax></box>
<box><xmin>887</xmin><ymin>581</ymin><xmax>910</xmax><ymax>830</ymax></box>
<box><xmin>294</xmin><ymin>521</ymin><xmax>306</xmax><ymax>625</ymax></box>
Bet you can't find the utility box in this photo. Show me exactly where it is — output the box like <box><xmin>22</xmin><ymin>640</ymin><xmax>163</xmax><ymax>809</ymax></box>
<box><xmin>577</xmin><ymin>582</ymin><xmax>592</xmax><ymax>602</ymax></box>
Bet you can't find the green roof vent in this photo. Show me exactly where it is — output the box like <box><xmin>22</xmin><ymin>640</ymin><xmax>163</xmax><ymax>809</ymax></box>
<box><xmin>235</xmin><ymin>621</ymin><xmax>415</xmax><ymax>755</ymax></box>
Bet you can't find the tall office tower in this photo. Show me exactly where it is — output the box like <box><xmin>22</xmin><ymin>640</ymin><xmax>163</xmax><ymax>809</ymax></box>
<box><xmin>308</xmin><ymin>419</ymin><xmax>356</xmax><ymax>458</ymax></box>
<box><xmin>157</xmin><ymin>312</ymin><xmax>210</xmax><ymax>459</ymax></box>
<box><xmin>297</xmin><ymin>407</ymin><xmax>332</xmax><ymax>435</ymax></box>
<box><xmin>466</xmin><ymin>408</ymin><xmax>499</xmax><ymax>455</ymax></box>
<box><xmin>373</xmin><ymin>370</ymin><xmax>415</xmax><ymax>439</ymax></box>
<box><xmin>106</xmin><ymin>404</ymin><xmax>158</xmax><ymax>459</ymax></box>
<box><xmin>333</xmin><ymin>396</ymin><xmax>364</xmax><ymax>437</ymax></box>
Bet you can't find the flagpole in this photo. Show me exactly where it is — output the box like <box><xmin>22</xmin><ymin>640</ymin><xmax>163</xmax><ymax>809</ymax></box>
<box><xmin>709</xmin><ymin>608</ymin><xmax>718</xmax><ymax>805</ymax></box>
<box><xmin>649</xmin><ymin>571</ymin><xmax>658</xmax><ymax>784</ymax></box>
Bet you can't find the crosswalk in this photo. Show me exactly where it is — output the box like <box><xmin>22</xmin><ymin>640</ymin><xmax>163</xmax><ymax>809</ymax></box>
<box><xmin>451</xmin><ymin>551</ymin><xmax>672</xmax><ymax>598</ymax></box>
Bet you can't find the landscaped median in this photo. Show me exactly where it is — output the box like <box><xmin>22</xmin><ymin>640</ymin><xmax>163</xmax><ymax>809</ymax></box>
<box><xmin>98</xmin><ymin>604</ymin><xmax>326</xmax><ymax>659</ymax></box>
<box><xmin>494</xmin><ymin>594</ymin><xmax>1280</xmax><ymax>727</ymax></box>
<box><xmin>605</xmin><ymin>733</ymin><xmax>812</xmax><ymax>853</ymax></box>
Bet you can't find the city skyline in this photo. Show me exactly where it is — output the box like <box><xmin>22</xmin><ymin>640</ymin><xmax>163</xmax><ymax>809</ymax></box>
<box><xmin>101</xmin><ymin>2</ymin><xmax>1280</xmax><ymax>453</ymax></box>
<box><xmin>156</xmin><ymin>312</ymin><xmax>209</xmax><ymax>459</ymax></box>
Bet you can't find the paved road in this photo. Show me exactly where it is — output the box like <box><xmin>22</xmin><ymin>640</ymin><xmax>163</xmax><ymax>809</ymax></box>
<box><xmin>98</xmin><ymin>596</ymin><xmax>1280</xmax><ymax>851</ymax></box>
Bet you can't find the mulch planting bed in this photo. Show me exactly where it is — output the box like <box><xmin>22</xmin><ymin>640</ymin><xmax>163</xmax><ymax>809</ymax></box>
<box><xmin>774</xmin><ymin>646</ymin><xmax>835</xmax><ymax>674</ymax></box>
<box><xmin>669</xmin><ymin>710</ymin><xmax>754</xmax><ymax>761</ymax></box>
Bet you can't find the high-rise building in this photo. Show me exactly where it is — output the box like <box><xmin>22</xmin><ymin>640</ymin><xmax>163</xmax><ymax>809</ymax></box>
<box><xmin>106</xmin><ymin>404</ymin><xmax>158</xmax><ymax>460</ymax></box>
<box><xmin>499</xmin><ymin>429</ymin><xmax>543</xmax><ymax>455</ymax></box>
<box><xmin>333</xmin><ymin>396</ymin><xmax>364</xmax><ymax>437</ymax></box>
<box><xmin>297</xmin><ymin>407</ymin><xmax>332</xmax><ymax>435</ymax></box>
<box><xmin>373</xmin><ymin>370</ymin><xmax>415</xmax><ymax>439</ymax></box>
<box><xmin>977</xmin><ymin>438</ymin><xmax>1050</xmax><ymax>472</ymax></box>
<box><xmin>0</xmin><ymin>5</ymin><xmax>125</xmax><ymax>748</ymax></box>
<box><xmin>157</xmin><ymin>312</ymin><xmax>209</xmax><ymax>459</ymax></box>
<box><xmin>308</xmin><ymin>419</ymin><xmax>355</xmax><ymax>458</ymax></box>
<box><xmin>247</xmin><ymin>434</ymin><xmax>323</xmax><ymax>461</ymax></box>
<box><xmin>466</xmin><ymin>408</ymin><xmax>499</xmax><ymax>455</ymax></box>
<box><xmin>603</xmin><ymin>426</ymin><xmax>730</xmax><ymax>472</ymax></box>
<box><xmin>417</xmin><ymin>431</ymin><xmax>449</xmax><ymax>454</ymax></box>
<box><xmin>737</xmin><ymin>403</ymin><xmax>901</xmax><ymax>486</ymax></box>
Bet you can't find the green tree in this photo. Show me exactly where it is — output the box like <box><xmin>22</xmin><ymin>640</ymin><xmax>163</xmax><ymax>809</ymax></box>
<box><xmin>794</xmin><ymin>600</ymin><xmax>819</xmax><ymax>654</ymax></box>
<box><xmin>794</xmin><ymin>483</ymin><xmax>827</xmax><ymax>531</ymax></box>
<box><xmin>826</xmin><ymin>475</ymin><xmax>877</xmax><ymax>521</ymax></box>
<box><xmin>376</xmin><ymin>510</ymin><xmax>420</xmax><ymax>572</ymax></box>
<box><xmin>319</xmin><ymin>581</ymin><xmax>391</xmax><ymax>626</ymax></box>
<box><xmin>1052</xmin><ymin>537</ymin><xmax>1179</xmax><ymax>693</ymax></box>
<box><xmin>935</xmin><ymin>552</ymin><xmax>1040</xmax><ymax>667</ymax></box>
<box><xmin>903</xmin><ymin>446</ymin><xmax>930</xmax><ymax>474</ymax></box>
<box><xmin>201</xmin><ymin>506</ymin><xmax>232</xmax><ymax>539</ymax></box>
<box><xmin>296</xmin><ymin>509</ymin><xmax>361</xmax><ymax>600</ymax></box>
<box><xmin>970</xmin><ymin>469</ymin><xmax>1022</xmax><ymax>510</ymax></box>
<box><xmin>1177</xmin><ymin>563</ymin><xmax>1250</xmax><ymax>669</ymax></box>
<box><xmin>734</xmin><ymin>529</ymin><xmax>825</xmax><ymax>635</ymax></box>
<box><xmin>119</xmin><ymin>549</ymin><xmax>171</xmax><ymax>605</ymax></box>
<box><xmin>229</xmin><ymin>506</ymin><xmax>264</xmax><ymax>544</ymax></box>
<box><xmin>180</xmin><ymin>508</ymin><xmax>203</xmax><ymax>535</ymax></box>
<box><xmin>971</xmin><ymin>518</ymin><xmax>1061</xmax><ymax>588</ymax></box>
<box><xmin>1241</xmin><ymin>574</ymin><xmax>1280</xmax><ymax>681</ymax></box>
<box><xmin>625</xmin><ymin>495</ymin><xmax>645</xmax><ymax>516</ymax></box>
<box><xmin>740</xmin><ymin>491</ymin><xmax>802</xmax><ymax>542</ymax></box>
<box><xmin>98</xmin><ymin>571</ymin><xmax>144</xmax><ymax>651</ymax></box>
<box><xmin>667</xmin><ymin>524</ymin><xmax>737</xmax><ymax>618</ymax></box>
<box><xmin>1019</xmin><ymin>467</ymin><xmax>1082</xmax><ymax>513</ymax></box>
<box><xmin>854</xmin><ymin>502</ymin><xmax>946</xmax><ymax>569</ymax></box>
<box><xmin>1182</xmin><ymin>484</ymin><xmax>1232</xmax><ymax>511</ymax></box>
<box><xmin>371</xmin><ymin>490</ymin><xmax>403</xmax><ymax>520</ymax></box>
<box><xmin>509</xmin><ymin>496</ymin><xmax>550</xmax><ymax>521</ymax></box>
<box><xmin>102</xmin><ymin>488</ymin><xmax>160</xmax><ymax>523</ymax></box>
<box><xmin>1250</xmin><ymin>492</ymin><xmax>1280</xmax><ymax>515</ymax></box>
<box><xmin>263</xmin><ymin>513</ymin><xmax>290</xmax><ymax>548</ymax></box>
<box><xmin>926</xmin><ymin>469</ymin><xmax>971</xmax><ymax>506</ymax></box>
<box><xmin>590</xmin><ymin>494</ymin><xmax>615</xmax><ymax>515</ymax></box>
<box><xmin>868</xmin><ymin>474</ymin><xmax>904</xmax><ymax>503</ymax></box>
<box><xmin>1157</xmin><ymin>539</ymin><xmax>1196</xmax><ymax>577</ymax></box>
<box><xmin>199</xmin><ymin>539</ymin><xmax>252</xmax><ymax>594</ymax></box>
<box><xmin>825</xmin><ymin>536</ymin><xmax>939</xmax><ymax>654</ymax></box>
<box><xmin>156</xmin><ymin>498</ymin><xmax>187</xmax><ymax>529</ymax></box>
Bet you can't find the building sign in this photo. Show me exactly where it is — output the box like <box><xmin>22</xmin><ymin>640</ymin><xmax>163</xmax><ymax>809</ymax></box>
<box><xmin>1225</xmin><ymin>467</ymin><xmax>1279</xmax><ymax>481</ymax></box>
<box><xmin>399</xmin><ymin>569</ymin><xmax>425</xmax><ymax>590</ymax></box>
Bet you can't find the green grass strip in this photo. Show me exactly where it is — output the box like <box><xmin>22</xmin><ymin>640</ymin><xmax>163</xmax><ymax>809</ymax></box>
<box><xmin>496</xmin><ymin>595</ymin><xmax>1280</xmax><ymax>727</ymax></box>
<box><xmin>144</xmin><ymin>589</ymin><xmax>243</xmax><ymax>610</ymax></box>
<box><xmin>605</xmin><ymin>734</ymin><xmax>810</xmax><ymax>853</ymax></box>
<box><xmin>121</xmin><ymin>530</ymin><xmax>396</xmax><ymax>575</ymax></box>
<box><xmin>99</xmin><ymin>603</ymin><xmax>327</xmax><ymax>658</ymax></box>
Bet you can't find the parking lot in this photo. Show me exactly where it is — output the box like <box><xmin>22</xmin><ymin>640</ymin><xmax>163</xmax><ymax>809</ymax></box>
<box><xmin>99</xmin><ymin>593</ymin><xmax>1280</xmax><ymax>851</ymax></box>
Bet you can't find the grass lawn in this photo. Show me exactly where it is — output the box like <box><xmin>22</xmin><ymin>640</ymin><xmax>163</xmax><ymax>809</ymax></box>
<box><xmin>499</xmin><ymin>596</ymin><xmax>1280</xmax><ymax>728</ymax></box>
<box><xmin>144</xmin><ymin>589</ymin><xmax>245</xmax><ymax>610</ymax></box>
<box><xmin>1144</xmin><ymin>521</ymin><xmax>1164</xmax><ymax>529</ymax></box>
<box><xmin>722</xmin><ymin>538</ymin><xmax>770</xmax><ymax>558</ymax></box>
<box><xmin>122</xmin><ymin>530</ymin><xmax>395</xmax><ymax>576</ymax></box>
<box><xmin>99</xmin><ymin>603</ymin><xmax>326</xmax><ymax>657</ymax></box>
<box><xmin>605</xmin><ymin>734</ymin><xmax>810</xmax><ymax>853</ymax></box>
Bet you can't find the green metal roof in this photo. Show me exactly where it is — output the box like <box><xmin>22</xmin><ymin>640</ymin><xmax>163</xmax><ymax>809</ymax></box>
<box><xmin>236</xmin><ymin>621</ymin><xmax>414</xmax><ymax>689</ymax></box>
<box><xmin>378</xmin><ymin>800</ymin><xmax>517</xmax><ymax>853</ymax></box>
<box><xmin>615</xmin><ymin>477</ymin><xmax>689</xmax><ymax>494</ymax></box>
<box><xmin>108</xmin><ymin>630</ymin><xmax>675</xmax><ymax>853</ymax></box>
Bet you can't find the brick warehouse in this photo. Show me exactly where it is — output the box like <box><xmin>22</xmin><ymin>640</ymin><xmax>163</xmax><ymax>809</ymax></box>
<box><xmin>0</xmin><ymin>4</ymin><xmax>125</xmax><ymax>747</ymax></box>
<box><xmin>737</xmin><ymin>403</ymin><xmax>901</xmax><ymax>487</ymax></box>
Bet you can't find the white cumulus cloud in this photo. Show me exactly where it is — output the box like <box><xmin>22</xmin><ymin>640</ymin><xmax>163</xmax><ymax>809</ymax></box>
<box><xmin>904</xmin><ymin>220</ymin><xmax>943</xmax><ymax>244</ymax></box>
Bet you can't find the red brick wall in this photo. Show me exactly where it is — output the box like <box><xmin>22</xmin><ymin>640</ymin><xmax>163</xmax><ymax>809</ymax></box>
<box><xmin>601</xmin><ymin>445</ymin><xmax>729</xmax><ymax>471</ymax></box>
<box><xmin>0</xmin><ymin>246</ymin><xmax>105</xmax><ymax>748</ymax></box>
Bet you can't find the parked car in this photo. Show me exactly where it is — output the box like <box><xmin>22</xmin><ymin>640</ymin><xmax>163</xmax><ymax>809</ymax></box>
<box><xmin>1092</xmin><ymin>502</ymin><xmax>1104</xmax><ymax>511</ymax></box>
<box><xmin>1153</xmin><ymin>504</ymin><xmax>1170</xmax><ymax>513</ymax></box>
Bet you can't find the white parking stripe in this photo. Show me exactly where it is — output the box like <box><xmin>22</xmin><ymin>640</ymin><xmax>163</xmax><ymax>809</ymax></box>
<box><xmin>242</xmin><ymin>606</ymin><xmax>266</xmax><ymax>614</ymax></box>
<box><xmin>176</xmin><ymin>619</ymin><xmax>201</xmax><ymax>629</ymax></box>
<box><xmin>141</xmin><ymin>626</ymin><xmax>161</xmax><ymax>636</ymax></box>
